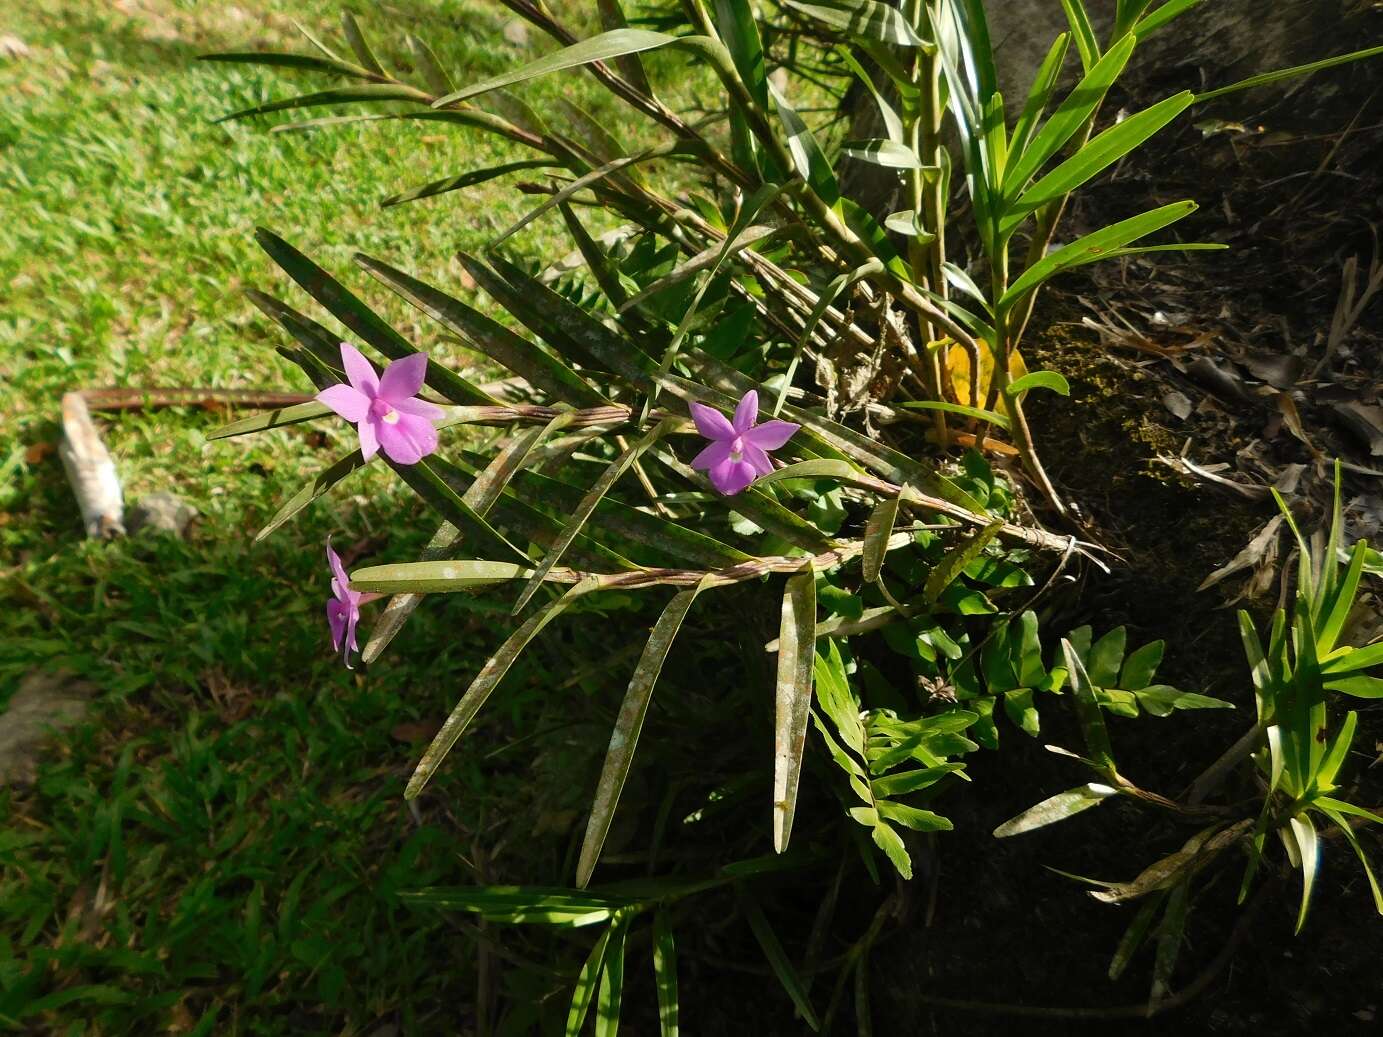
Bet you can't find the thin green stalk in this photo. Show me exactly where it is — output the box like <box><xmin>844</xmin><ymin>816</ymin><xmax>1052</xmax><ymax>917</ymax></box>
<box><xmin>904</xmin><ymin>0</ymin><xmax>949</xmax><ymax>443</ymax></box>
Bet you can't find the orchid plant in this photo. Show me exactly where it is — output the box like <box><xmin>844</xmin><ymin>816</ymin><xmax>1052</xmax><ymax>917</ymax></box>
<box><xmin>205</xmin><ymin>1</ymin><xmax>1383</xmax><ymax>1028</ymax></box>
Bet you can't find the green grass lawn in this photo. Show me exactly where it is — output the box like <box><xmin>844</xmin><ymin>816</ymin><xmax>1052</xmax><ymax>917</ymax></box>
<box><xmin>0</xmin><ymin>1</ymin><xmax>649</xmax><ymax>1031</ymax></box>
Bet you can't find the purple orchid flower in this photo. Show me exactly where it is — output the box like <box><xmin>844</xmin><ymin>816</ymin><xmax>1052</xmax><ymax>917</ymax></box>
<box><xmin>689</xmin><ymin>389</ymin><xmax>799</xmax><ymax>496</ymax></box>
<box><xmin>316</xmin><ymin>342</ymin><xmax>445</xmax><ymax>465</ymax></box>
<box><xmin>326</xmin><ymin>538</ymin><xmax>380</xmax><ymax>668</ymax></box>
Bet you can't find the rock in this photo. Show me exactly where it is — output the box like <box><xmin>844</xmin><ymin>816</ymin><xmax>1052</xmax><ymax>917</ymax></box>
<box><xmin>502</xmin><ymin>19</ymin><xmax>529</xmax><ymax>48</ymax></box>
<box><xmin>127</xmin><ymin>491</ymin><xmax>197</xmax><ymax>537</ymax></box>
<box><xmin>0</xmin><ymin>671</ymin><xmax>96</xmax><ymax>787</ymax></box>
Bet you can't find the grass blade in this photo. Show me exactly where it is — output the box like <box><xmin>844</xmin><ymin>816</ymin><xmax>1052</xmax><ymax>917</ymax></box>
<box><xmin>577</xmin><ymin>579</ymin><xmax>712</xmax><ymax>887</ymax></box>
<box><xmin>405</xmin><ymin>577</ymin><xmax>601</xmax><ymax>799</ymax></box>
<box><xmin>773</xmin><ymin>565</ymin><xmax>817</xmax><ymax>854</ymax></box>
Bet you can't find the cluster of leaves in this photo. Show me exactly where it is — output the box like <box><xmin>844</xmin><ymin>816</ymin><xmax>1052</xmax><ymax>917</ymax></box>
<box><xmin>992</xmin><ymin>468</ymin><xmax>1382</xmax><ymax>1010</ymax></box>
<box><xmin>201</xmin><ymin>0</ymin><xmax>1383</xmax><ymax>1029</ymax></box>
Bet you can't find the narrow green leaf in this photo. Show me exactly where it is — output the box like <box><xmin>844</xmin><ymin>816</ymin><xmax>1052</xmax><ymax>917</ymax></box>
<box><xmin>208</xmin><ymin>400</ymin><xmax>332</xmax><ymax>440</ymax></box>
<box><xmin>1134</xmin><ymin>686</ymin><xmax>1235</xmax><ymax>716</ymax></box>
<box><xmin>1324</xmin><ymin>674</ymin><xmax>1383</xmax><ymax>698</ymax></box>
<box><xmin>434</xmin><ymin>29</ymin><xmax>681</xmax><ymax>106</ymax></box>
<box><xmin>1005</xmin><ymin>92</ymin><xmax>1195</xmax><ymax>227</ymax></box>
<box><xmin>578</xmin><ymin>580</ymin><xmax>711</xmax><ymax>888</ymax></box>
<box><xmin>841</xmin><ymin>139</ymin><xmax>930</xmax><ymax>169</ymax></box>
<box><xmin>899</xmin><ymin>400</ymin><xmax>1011</xmax><ymax>429</ymax></box>
<box><xmin>875</xmin><ymin>801</ymin><xmax>953</xmax><ymax>832</ymax></box>
<box><xmin>1195</xmin><ymin>46</ymin><xmax>1383</xmax><ymax>103</ymax></box>
<box><xmin>567</xmin><ymin>925</ymin><xmax>612</xmax><ymax>1034</ymax></box>
<box><xmin>1010</xmin><ymin>36</ymin><xmax>1071</xmax><ymax>158</ymax></box>
<box><xmin>774</xmin><ymin>565</ymin><xmax>817</xmax><ymax>854</ymax></box>
<box><xmin>491</xmin><ymin>143</ymin><xmax>688</xmax><ymax>248</ymax></box>
<box><xmin>1059</xmin><ymin>0</ymin><xmax>1099</xmax><ymax>72</ymax></box>
<box><xmin>513</xmin><ymin>419</ymin><xmax>677</xmax><ymax>614</ymax></box>
<box><xmin>216</xmin><ymin>83</ymin><xmax>430</xmax><ymax>123</ymax></box>
<box><xmin>199</xmin><ymin>51</ymin><xmax>373</xmax><ymax>78</ymax></box>
<box><xmin>837</xmin><ymin>45</ymin><xmax>903</xmax><ymax>143</ymax></box>
<box><xmin>862</xmin><ymin>495</ymin><xmax>901</xmax><ymax>583</ymax></box>
<box><xmin>993</xmin><ymin>783</ymin><xmax>1117</xmax><ymax>837</ymax></box>
<box><xmin>1317</xmin><ymin>806</ymin><xmax>1383</xmax><ymax>915</ymax></box>
<box><xmin>256</xmin><ymin>449</ymin><xmax>367</xmax><ymax>542</ymax></box>
<box><xmin>1135</xmin><ymin>0</ymin><xmax>1202</xmax><ymax>35</ymax></box>
<box><xmin>1004</xmin><ymin>370</ymin><xmax>1070</xmax><ymax>397</ymax></box>
<box><xmin>1062</xmin><ymin>639</ymin><xmax>1115</xmax><ymax>769</ymax></box>
<box><xmin>1108</xmin><ymin>894</ymin><xmax>1164</xmax><ymax>981</ymax></box>
<box><xmin>784</xmin><ymin>0</ymin><xmax>922</xmax><ymax>45</ymax></box>
<box><xmin>407</xmin><ymin>34</ymin><xmax>454</xmax><ymax>96</ymax></box>
<box><xmin>400</xmin><ymin>885</ymin><xmax>626</xmax><ymax>925</ymax></box>
<box><xmin>340</xmin><ymin>11</ymin><xmax>385</xmax><ymax>75</ymax></box>
<box><xmin>405</xmin><ymin>578</ymin><xmax>600</xmax><ymax>799</ymax></box>
<box><xmin>355</xmin><ymin>253</ymin><xmax>606</xmax><ymax>406</ymax></box>
<box><xmin>1001</xmin><ymin>201</ymin><xmax>1199</xmax><ymax>308</ymax></box>
<box><xmin>1149</xmin><ymin>879</ymin><xmax>1190</xmax><ymax>1009</ymax></box>
<box><xmin>595</xmin><ymin>913</ymin><xmax>629</xmax><ymax>1037</ymax></box>
<box><xmin>738</xmin><ymin>888</ymin><xmax>821</xmax><ymax>1030</ymax></box>
<box><xmin>1288</xmin><ymin>814</ymin><xmax>1319</xmax><ymax>933</ymax></box>
<box><xmin>255</xmin><ymin>229</ymin><xmax>495</xmax><ymax>404</ymax></box>
<box><xmin>348</xmin><ymin>560</ymin><xmax>533</xmax><ymax>594</ymax></box>
<box><xmin>652</xmin><ymin>911</ymin><xmax>680</xmax><ymax>1037</ymax></box>
<box><xmin>1316</xmin><ymin>710</ymin><xmax>1358</xmax><ymax>791</ymax></box>
<box><xmin>770</xmin><ymin>82</ymin><xmax>840</xmax><ymax>206</ymax></box>
<box><xmin>1001</xmin><ymin>34</ymin><xmax>1136</xmax><ymax>198</ymax></box>
<box><xmin>381</xmin><ymin>159</ymin><xmax>557</xmax><ymax>207</ymax></box>
<box><xmin>870</xmin><ymin>821</ymin><xmax>911</xmax><ymax>879</ymax></box>
<box><xmin>924</xmin><ymin>521</ymin><xmax>1004</xmax><ymax>604</ymax></box>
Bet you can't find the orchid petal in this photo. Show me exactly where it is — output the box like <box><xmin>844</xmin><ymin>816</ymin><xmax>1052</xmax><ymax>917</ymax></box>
<box><xmin>326</xmin><ymin>538</ymin><xmax>350</xmax><ymax>588</ymax></box>
<box><xmin>732</xmin><ymin>390</ymin><xmax>759</xmax><ymax>434</ymax></box>
<box><xmin>743</xmin><ymin>442</ymin><xmax>774</xmax><ymax>476</ymax></box>
<box><xmin>357</xmin><ymin>418</ymin><xmax>380</xmax><ymax>460</ymax></box>
<box><xmin>690</xmin><ymin>401</ymin><xmax>735</xmax><ymax>440</ymax></box>
<box><xmin>339</xmin><ymin>341</ymin><xmax>380</xmax><ymax>396</ymax></box>
<box><xmin>710</xmin><ymin>456</ymin><xmax>757</xmax><ymax>496</ymax></box>
<box><xmin>691</xmin><ymin>439</ymin><xmax>732</xmax><ymax>471</ymax></box>
<box><xmin>377</xmin><ymin>412</ymin><xmax>438</xmax><ymax>465</ymax></box>
<box><xmin>742</xmin><ymin>419</ymin><xmax>799</xmax><ymax>451</ymax></box>
<box><xmin>378</xmin><ymin>352</ymin><xmax>428</xmax><ymax>403</ymax></box>
<box><xmin>392</xmin><ymin>396</ymin><xmax>446</xmax><ymax>420</ymax></box>
<box><xmin>317</xmin><ymin>383</ymin><xmax>371</xmax><ymax>423</ymax></box>
<box><xmin>327</xmin><ymin>599</ymin><xmax>347</xmax><ymax>652</ymax></box>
